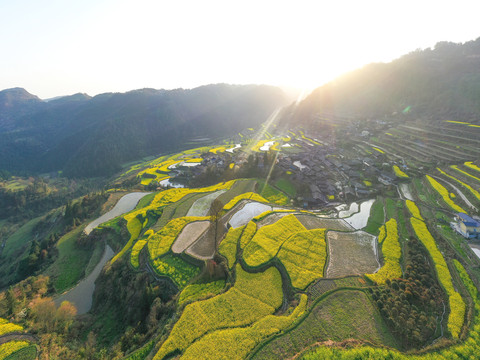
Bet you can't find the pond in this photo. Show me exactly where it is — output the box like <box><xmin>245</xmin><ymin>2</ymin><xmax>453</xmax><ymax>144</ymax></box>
<box><xmin>260</xmin><ymin>141</ymin><xmax>275</xmax><ymax>151</ymax></box>
<box><xmin>186</xmin><ymin>190</ymin><xmax>227</xmax><ymax>217</ymax></box>
<box><xmin>160</xmin><ymin>178</ymin><xmax>185</xmax><ymax>188</ymax></box>
<box><xmin>293</xmin><ymin>161</ymin><xmax>307</xmax><ymax>170</ymax></box>
<box><xmin>226</xmin><ymin>144</ymin><xmax>241</xmax><ymax>153</ymax></box>
<box><xmin>338</xmin><ymin>202</ymin><xmax>359</xmax><ymax>218</ymax></box>
<box><xmin>54</xmin><ymin>245</ymin><xmax>114</xmax><ymax>314</ymax></box>
<box><xmin>343</xmin><ymin>199</ymin><xmax>375</xmax><ymax>230</ymax></box>
<box><xmin>229</xmin><ymin>201</ymin><xmax>272</xmax><ymax>228</ymax></box>
<box><xmin>470</xmin><ymin>244</ymin><xmax>480</xmax><ymax>260</ymax></box>
<box><xmin>399</xmin><ymin>183</ymin><xmax>414</xmax><ymax>201</ymax></box>
<box><xmin>84</xmin><ymin>192</ymin><xmax>151</xmax><ymax>235</ymax></box>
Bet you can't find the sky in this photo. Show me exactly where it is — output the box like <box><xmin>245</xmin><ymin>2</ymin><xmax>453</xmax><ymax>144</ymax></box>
<box><xmin>1</xmin><ymin>0</ymin><xmax>479</xmax><ymax>99</ymax></box>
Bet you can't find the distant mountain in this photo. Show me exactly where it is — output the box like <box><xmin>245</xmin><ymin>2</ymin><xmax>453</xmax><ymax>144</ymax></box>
<box><xmin>0</xmin><ymin>88</ymin><xmax>43</xmax><ymax>129</ymax></box>
<box><xmin>0</xmin><ymin>84</ymin><xmax>287</xmax><ymax>177</ymax></box>
<box><xmin>283</xmin><ymin>37</ymin><xmax>480</xmax><ymax>125</ymax></box>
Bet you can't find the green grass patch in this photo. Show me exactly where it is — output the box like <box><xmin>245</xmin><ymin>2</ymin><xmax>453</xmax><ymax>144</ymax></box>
<box><xmin>46</xmin><ymin>224</ymin><xmax>100</xmax><ymax>293</ymax></box>
<box><xmin>363</xmin><ymin>198</ymin><xmax>384</xmax><ymax>235</ymax></box>
<box><xmin>2</xmin><ymin>216</ymin><xmax>43</xmax><ymax>258</ymax></box>
<box><xmin>257</xmin><ymin>179</ymin><xmax>289</xmax><ymax>205</ymax></box>
<box><xmin>252</xmin><ymin>289</ymin><xmax>397</xmax><ymax>359</ymax></box>
<box><xmin>134</xmin><ymin>192</ymin><xmax>157</xmax><ymax>210</ymax></box>
<box><xmin>123</xmin><ymin>341</ymin><xmax>155</xmax><ymax>360</ymax></box>
<box><xmin>216</xmin><ymin>179</ymin><xmax>257</xmax><ymax>206</ymax></box>
<box><xmin>274</xmin><ymin>178</ymin><xmax>296</xmax><ymax>197</ymax></box>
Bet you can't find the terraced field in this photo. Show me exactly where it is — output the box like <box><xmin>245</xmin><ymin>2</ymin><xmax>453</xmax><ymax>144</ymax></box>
<box><xmin>94</xmin><ymin>132</ymin><xmax>480</xmax><ymax>359</ymax></box>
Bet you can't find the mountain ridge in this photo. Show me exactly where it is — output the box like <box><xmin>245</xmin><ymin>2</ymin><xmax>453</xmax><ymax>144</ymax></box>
<box><xmin>0</xmin><ymin>84</ymin><xmax>287</xmax><ymax>177</ymax></box>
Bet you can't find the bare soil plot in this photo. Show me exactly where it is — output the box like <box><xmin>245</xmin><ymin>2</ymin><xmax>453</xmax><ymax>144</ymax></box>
<box><xmin>185</xmin><ymin>224</ymin><xmax>216</xmax><ymax>260</ymax></box>
<box><xmin>295</xmin><ymin>214</ymin><xmax>353</xmax><ymax>231</ymax></box>
<box><xmin>172</xmin><ymin>221</ymin><xmax>211</xmax><ymax>254</ymax></box>
<box><xmin>326</xmin><ymin>230</ymin><xmax>379</xmax><ymax>278</ymax></box>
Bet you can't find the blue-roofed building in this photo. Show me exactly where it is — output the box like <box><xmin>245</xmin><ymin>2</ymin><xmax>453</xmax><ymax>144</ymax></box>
<box><xmin>453</xmin><ymin>213</ymin><xmax>480</xmax><ymax>239</ymax></box>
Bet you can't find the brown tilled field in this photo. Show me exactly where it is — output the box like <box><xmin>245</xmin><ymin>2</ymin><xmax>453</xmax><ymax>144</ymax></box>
<box><xmin>326</xmin><ymin>231</ymin><xmax>379</xmax><ymax>278</ymax></box>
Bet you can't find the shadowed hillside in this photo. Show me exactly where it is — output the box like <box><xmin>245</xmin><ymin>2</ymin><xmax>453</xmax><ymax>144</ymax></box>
<box><xmin>283</xmin><ymin>38</ymin><xmax>480</xmax><ymax>125</ymax></box>
<box><xmin>0</xmin><ymin>84</ymin><xmax>287</xmax><ymax>177</ymax></box>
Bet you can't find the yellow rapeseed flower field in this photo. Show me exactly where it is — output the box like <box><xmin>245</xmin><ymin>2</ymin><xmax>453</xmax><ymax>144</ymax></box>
<box><xmin>243</xmin><ymin>214</ymin><xmax>306</xmax><ymax>267</ymax></box>
<box><xmin>277</xmin><ymin>229</ymin><xmax>327</xmax><ymax>289</ymax></box>
<box><xmin>366</xmin><ymin>219</ymin><xmax>402</xmax><ymax>285</ymax></box>
<box><xmin>426</xmin><ymin>175</ymin><xmax>465</xmax><ymax>213</ymax></box>
<box><xmin>154</xmin><ymin>265</ymin><xmax>283</xmax><ymax>359</ymax></box>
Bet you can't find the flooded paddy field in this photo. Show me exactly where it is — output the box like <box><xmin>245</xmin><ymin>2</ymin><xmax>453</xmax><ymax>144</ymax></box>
<box><xmin>295</xmin><ymin>214</ymin><xmax>353</xmax><ymax>231</ymax></box>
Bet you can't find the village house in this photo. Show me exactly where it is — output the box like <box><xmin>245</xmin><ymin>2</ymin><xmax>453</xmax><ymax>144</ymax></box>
<box><xmin>452</xmin><ymin>213</ymin><xmax>480</xmax><ymax>239</ymax></box>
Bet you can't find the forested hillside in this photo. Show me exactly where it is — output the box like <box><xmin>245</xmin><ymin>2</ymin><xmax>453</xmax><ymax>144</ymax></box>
<box><xmin>0</xmin><ymin>84</ymin><xmax>287</xmax><ymax>177</ymax></box>
<box><xmin>282</xmin><ymin>38</ymin><xmax>480</xmax><ymax>125</ymax></box>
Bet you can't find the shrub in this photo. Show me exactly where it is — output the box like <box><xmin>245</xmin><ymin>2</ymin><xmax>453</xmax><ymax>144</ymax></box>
<box><xmin>301</xmin><ymin>258</ymin><xmax>480</xmax><ymax>359</ymax></box>
<box><xmin>437</xmin><ymin>167</ymin><xmax>480</xmax><ymax>201</ymax></box>
<box><xmin>464</xmin><ymin>161</ymin><xmax>480</xmax><ymax>173</ymax></box>
<box><xmin>239</xmin><ymin>221</ymin><xmax>257</xmax><ymax>249</ymax></box>
<box><xmin>151</xmin><ymin>254</ymin><xmax>200</xmax><ymax>288</ymax></box>
<box><xmin>178</xmin><ymin>280</ymin><xmax>225</xmax><ymax>306</ymax></box>
<box><xmin>451</xmin><ymin>164</ymin><xmax>480</xmax><ymax>182</ymax></box>
<box><xmin>130</xmin><ymin>240</ymin><xmax>147</xmax><ymax>268</ymax></box>
<box><xmin>0</xmin><ymin>318</ymin><xmax>23</xmax><ymax>336</ymax></box>
<box><xmin>147</xmin><ymin>216</ymin><xmax>209</xmax><ymax>260</ymax></box>
<box><xmin>180</xmin><ymin>294</ymin><xmax>308</xmax><ymax>360</ymax></box>
<box><xmin>405</xmin><ymin>200</ymin><xmax>423</xmax><ymax>220</ymax></box>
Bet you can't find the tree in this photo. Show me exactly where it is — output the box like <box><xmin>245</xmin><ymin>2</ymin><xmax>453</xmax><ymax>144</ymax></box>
<box><xmin>30</xmin><ymin>297</ymin><xmax>56</xmax><ymax>332</ymax></box>
<box><xmin>209</xmin><ymin>198</ymin><xmax>224</xmax><ymax>246</ymax></box>
<box><xmin>55</xmin><ymin>301</ymin><xmax>77</xmax><ymax>333</ymax></box>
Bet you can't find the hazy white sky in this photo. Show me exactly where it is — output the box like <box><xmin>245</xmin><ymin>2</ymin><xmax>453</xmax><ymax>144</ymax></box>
<box><xmin>1</xmin><ymin>0</ymin><xmax>479</xmax><ymax>98</ymax></box>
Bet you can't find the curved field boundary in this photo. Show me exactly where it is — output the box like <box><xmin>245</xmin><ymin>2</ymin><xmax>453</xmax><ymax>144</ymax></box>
<box><xmin>451</xmin><ymin>165</ymin><xmax>480</xmax><ymax>183</ymax></box>
<box><xmin>325</xmin><ymin>230</ymin><xmax>379</xmax><ymax>278</ymax></box>
<box><xmin>425</xmin><ymin>175</ymin><xmax>466</xmax><ymax>213</ymax></box>
<box><xmin>247</xmin><ymin>287</ymin><xmax>383</xmax><ymax>360</ymax></box>
<box><xmin>437</xmin><ymin>168</ymin><xmax>480</xmax><ymax>204</ymax></box>
<box><xmin>172</xmin><ymin>220</ymin><xmax>210</xmax><ymax>254</ymax></box>
<box><xmin>431</xmin><ymin>174</ymin><xmax>477</xmax><ymax>211</ymax></box>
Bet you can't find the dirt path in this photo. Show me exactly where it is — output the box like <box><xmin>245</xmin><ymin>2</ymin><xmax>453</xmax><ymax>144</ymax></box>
<box><xmin>0</xmin><ymin>333</ymin><xmax>37</xmax><ymax>345</ymax></box>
